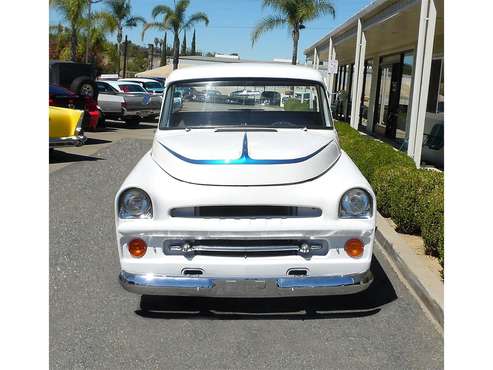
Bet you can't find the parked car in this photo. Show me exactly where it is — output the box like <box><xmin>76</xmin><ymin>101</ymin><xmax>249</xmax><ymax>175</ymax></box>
<box><xmin>49</xmin><ymin>85</ymin><xmax>102</xmax><ymax>131</ymax></box>
<box><xmin>261</xmin><ymin>91</ymin><xmax>281</xmax><ymax>106</ymax></box>
<box><xmin>96</xmin><ymin>80</ymin><xmax>161</xmax><ymax>125</ymax></box>
<box><xmin>421</xmin><ymin>114</ymin><xmax>444</xmax><ymax>169</ymax></box>
<box><xmin>173</xmin><ymin>91</ymin><xmax>183</xmax><ymax>111</ymax></box>
<box><xmin>119</xmin><ymin>78</ymin><xmax>164</xmax><ymax>95</ymax></box>
<box><xmin>192</xmin><ymin>89</ymin><xmax>227</xmax><ymax>104</ymax></box>
<box><xmin>228</xmin><ymin>89</ymin><xmax>262</xmax><ymax>105</ymax></box>
<box><xmin>49</xmin><ymin>106</ymin><xmax>86</xmax><ymax>148</ymax></box>
<box><xmin>147</xmin><ymin>77</ymin><xmax>166</xmax><ymax>86</ymax></box>
<box><xmin>115</xmin><ymin>63</ymin><xmax>375</xmax><ymax>299</ymax></box>
<box><xmin>49</xmin><ymin>60</ymin><xmax>98</xmax><ymax>99</ymax></box>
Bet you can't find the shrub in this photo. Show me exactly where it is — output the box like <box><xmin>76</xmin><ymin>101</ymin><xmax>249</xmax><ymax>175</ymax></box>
<box><xmin>335</xmin><ymin>122</ymin><xmax>415</xmax><ymax>183</ymax></box>
<box><xmin>387</xmin><ymin>170</ymin><xmax>419</xmax><ymax>233</ymax></box>
<box><xmin>421</xmin><ymin>187</ymin><xmax>444</xmax><ymax>264</ymax></box>
<box><xmin>284</xmin><ymin>98</ymin><xmax>310</xmax><ymax>111</ymax></box>
<box><xmin>335</xmin><ymin>121</ymin><xmax>444</xmax><ymax>266</ymax></box>
<box><xmin>372</xmin><ymin>165</ymin><xmax>408</xmax><ymax>217</ymax></box>
<box><xmin>415</xmin><ymin>169</ymin><xmax>444</xmax><ymax>224</ymax></box>
<box><xmin>387</xmin><ymin>169</ymin><xmax>444</xmax><ymax>234</ymax></box>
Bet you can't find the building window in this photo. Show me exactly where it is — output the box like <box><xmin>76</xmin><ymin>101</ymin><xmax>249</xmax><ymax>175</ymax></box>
<box><xmin>396</xmin><ymin>52</ymin><xmax>414</xmax><ymax>140</ymax></box>
<box><xmin>427</xmin><ymin>58</ymin><xmax>444</xmax><ymax>113</ymax></box>
<box><xmin>345</xmin><ymin>64</ymin><xmax>354</xmax><ymax>120</ymax></box>
<box><xmin>359</xmin><ymin>59</ymin><xmax>373</xmax><ymax>128</ymax></box>
<box><xmin>421</xmin><ymin>57</ymin><xmax>444</xmax><ymax>169</ymax></box>
<box><xmin>373</xmin><ymin>51</ymin><xmax>414</xmax><ymax>149</ymax></box>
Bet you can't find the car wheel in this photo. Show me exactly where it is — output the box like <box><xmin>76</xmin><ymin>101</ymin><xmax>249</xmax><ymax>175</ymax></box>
<box><xmin>70</xmin><ymin>77</ymin><xmax>97</xmax><ymax>99</ymax></box>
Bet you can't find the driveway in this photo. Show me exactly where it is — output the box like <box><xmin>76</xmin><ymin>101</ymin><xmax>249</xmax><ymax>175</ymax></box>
<box><xmin>50</xmin><ymin>125</ymin><xmax>443</xmax><ymax>369</ymax></box>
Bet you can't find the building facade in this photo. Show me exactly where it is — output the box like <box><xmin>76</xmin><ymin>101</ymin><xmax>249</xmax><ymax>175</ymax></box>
<box><xmin>305</xmin><ymin>0</ymin><xmax>444</xmax><ymax>168</ymax></box>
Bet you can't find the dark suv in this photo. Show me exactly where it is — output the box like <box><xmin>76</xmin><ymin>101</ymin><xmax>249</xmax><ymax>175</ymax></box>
<box><xmin>49</xmin><ymin>61</ymin><xmax>99</xmax><ymax>99</ymax></box>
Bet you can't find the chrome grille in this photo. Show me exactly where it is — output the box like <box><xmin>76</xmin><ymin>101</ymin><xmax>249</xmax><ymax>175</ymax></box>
<box><xmin>163</xmin><ymin>239</ymin><xmax>329</xmax><ymax>257</ymax></box>
<box><xmin>170</xmin><ymin>206</ymin><xmax>322</xmax><ymax>219</ymax></box>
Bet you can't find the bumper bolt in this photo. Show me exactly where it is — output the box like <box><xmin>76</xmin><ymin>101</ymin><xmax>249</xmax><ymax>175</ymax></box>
<box><xmin>299</xmin><ymin>243</ymin><xmax>310</xmax><ymax>254</ymax></box>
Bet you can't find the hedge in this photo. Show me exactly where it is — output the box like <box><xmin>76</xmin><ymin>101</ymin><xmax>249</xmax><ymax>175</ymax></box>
<box><xmin>335</xmin><ymin>122</ymin><xmax>444</xmax><ymax>266</ymax></box>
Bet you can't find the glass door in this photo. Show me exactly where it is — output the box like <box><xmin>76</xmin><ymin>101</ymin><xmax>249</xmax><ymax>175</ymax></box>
<box><xmin>373</xmin><ymin>53</ymin><xmax>406</xmax><ymax>141</ymax></box>
<box><xmin>359</xmin><ymin>60</ymin><xmax>373</xmax><ymax>129</ymax></box>
<box><xmin>374</xmin><ymin>64</ymin><xmax>393</xmax><ymax>137</ymax></box>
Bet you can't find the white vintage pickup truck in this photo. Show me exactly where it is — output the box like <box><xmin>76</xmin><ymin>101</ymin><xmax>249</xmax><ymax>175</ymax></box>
<box><xmin>115</xmin><ymin>63</ymin><xmax>375</xmax><ymax>298</ymax></box>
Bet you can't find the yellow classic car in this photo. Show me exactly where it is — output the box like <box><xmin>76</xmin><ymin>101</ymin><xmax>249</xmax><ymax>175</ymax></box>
<box><xmin>49</xmin><ymin>106</ymin><xmax>87</xmax><ymax>148</ymax></box>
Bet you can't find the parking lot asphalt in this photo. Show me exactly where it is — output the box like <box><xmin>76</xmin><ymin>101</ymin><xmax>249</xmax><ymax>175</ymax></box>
<box><xmin>49</xmin><ymin>120</ymin><xmax>158</xmax><ymax>173</ymax></box>
<box><xmin>49</xmin><ymin>123</ymin><xmax>443</xmax><ymax>370</ymax></box>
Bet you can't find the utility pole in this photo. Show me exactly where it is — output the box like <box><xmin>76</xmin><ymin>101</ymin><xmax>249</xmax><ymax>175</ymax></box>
<box><xmin>148</xmin><ymin>44</ymin><xmax>154</xmax><ymax>70</ymax></box>
<box><xmin>122</xmin><ymin>35</ymin><xmax>128</xmax><ymax>78</ymax></box>
<box><xmin>85</xmin><ymin>0</ymin><xmax>102</xmax><ymax>64</ymax></box>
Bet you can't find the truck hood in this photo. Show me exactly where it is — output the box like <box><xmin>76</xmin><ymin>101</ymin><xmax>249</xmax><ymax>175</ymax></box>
<box><xmin>151</xmin><ymin>129</ymin><xmax>341</xmax><ymax>186</ymax></box>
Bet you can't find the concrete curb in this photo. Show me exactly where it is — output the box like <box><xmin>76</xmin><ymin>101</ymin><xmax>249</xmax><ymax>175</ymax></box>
<box><xmin>375</xmin><ymin>212</ymin><xmax>444</xmax><ymax>329</ymax></box>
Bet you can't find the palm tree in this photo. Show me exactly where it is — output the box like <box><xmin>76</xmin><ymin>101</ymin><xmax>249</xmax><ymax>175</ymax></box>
<box><xmin>161</xmin><ymin>32</ymin><xmax>168</xmax><ymax>66</ymax></box>
<box><xmin>50</xmin><ymin>0</ymin><xmax>88</xmax><ymax>61</ymax></box>
<box><xmin>191</xmin><ymin>29</ymin><xmax>196</xmax><ymax>56</ymax></box>
<box><xmin>251</xmin><ymin>0</ymin><xmax>335</xmax><ymax>65</ymax></box>
<box><xmin>181</xmin><ymin>30</ymin><xmax>187</xmax><ymax>56</ymax></box>
<box><xmin>82</xmin><ymin>10</ymin><xmax>118</xmax><ymax>63</ymax></box>
<box><xmin>142</xmin><ymin>0</ymin><xmax>209</xmax><ymax>70</ymax></box>
<box><xmin>104</xmin><ymin>0</ymin><xmax>145</xmax><ymax>73</ymax></box>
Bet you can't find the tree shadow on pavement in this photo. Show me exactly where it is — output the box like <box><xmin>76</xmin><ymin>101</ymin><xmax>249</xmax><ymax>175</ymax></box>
<box><xmin>135</xmin><ymin>254</ymin><xmax>397</xmax><ymax>320</ymax></box>
<box><xmin>49</xmin><ymin>150</ymin><xmax>104</xmax><ymax>164</ymax></box>
<box><xmin>83</xmin><ymin>138</ymin><xmax>113</xmax><ymax>145</ymax></box>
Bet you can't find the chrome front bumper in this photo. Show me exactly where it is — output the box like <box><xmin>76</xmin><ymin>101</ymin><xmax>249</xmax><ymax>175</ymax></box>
<box><xmin>49</xmin><ymin>135</ymin><xmax>86</xmax><ymax>148</ymax></box>
<box><xmin>119</xmin><ymin>269</ymin><xmax>373</xmax><ymax>297</ymax></box>
<box><xmin>122</xmin><ymin>108</ymin><xmax>159</xmax><ymax>118</ymax></box>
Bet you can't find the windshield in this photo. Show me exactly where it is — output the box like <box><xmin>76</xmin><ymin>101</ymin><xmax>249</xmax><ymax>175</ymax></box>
<box><xmin>118</xmin><ymin>83</ymin><xmax>146</xmax><ymax>93</ymax></box>
<box><xmin>143</xmin><ymin>81</ymin><xmax>163</xmax><ymax>90</ymax></box>
<box><xmin>159</xmin><ymin>79</ymin><xmax>332</xmax><ymax>129</ymax></box>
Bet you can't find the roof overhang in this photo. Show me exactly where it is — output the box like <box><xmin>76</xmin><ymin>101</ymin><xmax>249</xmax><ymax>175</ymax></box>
<box><xmin>305</xmin><ymin>0</ymin><xmax>443</xmax><ymax>63</ymax></box>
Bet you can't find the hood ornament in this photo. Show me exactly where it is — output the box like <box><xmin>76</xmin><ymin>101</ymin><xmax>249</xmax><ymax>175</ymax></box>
<box><xmin>159</xmin><ymin>133</ymin><xmax>330</xmax><ymax>165</ymax></box>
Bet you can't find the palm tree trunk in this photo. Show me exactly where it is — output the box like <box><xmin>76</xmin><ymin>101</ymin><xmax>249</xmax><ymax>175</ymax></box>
<box><xmin>291</xmin><ymin>28</ymin><xmax>299</xmax><ymax>65</ymax></box>
<box><xmin>70</xmin><ymin>26</ymin><xmax>78</xmax><ymax>62</ymax></box>
<box><xmin>161</xmin><ymin>33</ymin><xmax>167</xmax><ymax>66</ymax></box>
<box><xmin>117</xmin><ymin>27</ymin><xmax>122</xmax><ymax>76</ymax></box>
<box><xmin>173</xmin><ymin>31</ymin><xmax>180</xmax><ymax>70</ymax></box>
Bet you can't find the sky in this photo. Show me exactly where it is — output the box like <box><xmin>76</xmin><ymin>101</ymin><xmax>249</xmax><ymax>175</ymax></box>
<box><xmin>49</xmin><ymin>0</ymin><xmax>373</xmax><ymax>62</ymax></box>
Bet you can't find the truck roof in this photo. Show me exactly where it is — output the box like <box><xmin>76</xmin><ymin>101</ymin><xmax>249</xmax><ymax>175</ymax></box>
<box><xmin>166</xmin><ymin>63</ymin><xmax>325</xmax><ymax>85</ymax></box>
<box><xmin>119</xmin><ymin>78</ymin><xmax>161</xmax><ymax>83</ymax></box>
<box><xmin>98</xmin><ymin>80</ymin><xmax>142</xmax><ymax>92</ymax></box>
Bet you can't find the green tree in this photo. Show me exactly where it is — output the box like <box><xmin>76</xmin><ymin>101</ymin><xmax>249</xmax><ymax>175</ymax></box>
<box><xmin>191</xmin><ymin>29</ymin><xmax>196</xmax><ymax>56</ymax></box>
<box><xmin>50</xmin><ymin>10</ymin><xmax>117</xmax><ymax>69</ymax></box>
<box><xmin>251</xmin><ymin>0</ymin><xmax>335</xmax><ymax>65</ymax></box>
<box><xmin>128</xmin><ymin>54</ymin><xmax>148</xmax><ymax>75</ymax></box>
<box><xmin>81</xmin><ymin>10</ymin><xmax>117</xmax><ymax>63</ymax></box>
<box><xmin>49</xmin><ymin>0</ymin><xmax>88</xmax><ymax>61</ymax></box>
<box><xmin>49</xmin><ymin>24</ymin><xmax>70</xmax><ymax>59</ymax></box>
<box><xmin>181</xmin><ymin>30</ymin><xmax>187</xmax><ymax>55</ymax></box>
<box><xmin>104</xmin><ymin>0</ymin><xmax>145</xmax><ymax>73</ymax></box>
<box><xmin>142</xmin><ymin>0</ymin><xmax>209</xmax><ymax>70</ymax></box>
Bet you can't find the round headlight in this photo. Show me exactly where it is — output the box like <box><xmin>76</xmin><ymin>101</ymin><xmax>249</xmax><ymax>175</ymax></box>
<box><xmin>119</xmin><ymin>188</ymin><xmax>152</xmax><ymax>219</ymax></box>
<box><xmin>339</xmin><ymin>188</ymin><xmax>372</xmax><ymax>219</ymax></box>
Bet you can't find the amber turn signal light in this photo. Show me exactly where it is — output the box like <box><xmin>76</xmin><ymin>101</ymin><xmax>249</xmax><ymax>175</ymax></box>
<box><xmin>344</xmin><ymin>239</ymin><xmax>364</xmax><ymax>258</ymax></box>
<box><xmin>128</xmin><ymin>238</ymin><xmax>147</xmax><ymax>258</ymax></box>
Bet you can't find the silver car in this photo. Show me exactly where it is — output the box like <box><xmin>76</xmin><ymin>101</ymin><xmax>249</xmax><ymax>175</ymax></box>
<box><xmin>96</xmin><ymin>80</ymin><xmax>161</xmax><ymax>125</ymax></box>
